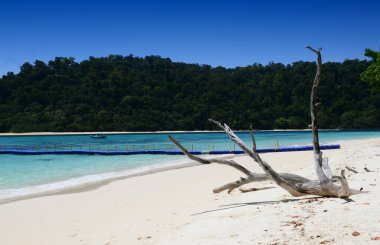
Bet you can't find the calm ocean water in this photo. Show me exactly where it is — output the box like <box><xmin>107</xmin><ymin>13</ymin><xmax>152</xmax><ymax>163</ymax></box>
<box><xmin>1</xmin><ymin>130</ymin><xmax>380</xmax><ymax>201</ymax></box>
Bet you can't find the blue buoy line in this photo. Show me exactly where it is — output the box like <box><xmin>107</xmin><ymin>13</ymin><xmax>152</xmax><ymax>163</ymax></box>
<box><xmin>0</xmin><ymin>144</ymin><xmax>340</xmax><ymax>155</ymax></box>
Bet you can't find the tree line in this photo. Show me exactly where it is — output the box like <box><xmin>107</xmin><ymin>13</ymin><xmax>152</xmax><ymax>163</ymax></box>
<box><xmin>0</xmin><ymin>54</ymin><xmax>379</xmax><ymax>132</ymax></box>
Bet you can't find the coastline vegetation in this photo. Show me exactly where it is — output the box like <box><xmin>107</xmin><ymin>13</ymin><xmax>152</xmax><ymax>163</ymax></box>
<box><xmin>0</xmin><ymin>55</ymin><xmax>379</xmax><ymax>132</ymax></box>
<box><xmin>361</xmin><ymin>49</ymin><xmax>380</xmax><ymax>92</ymax></box>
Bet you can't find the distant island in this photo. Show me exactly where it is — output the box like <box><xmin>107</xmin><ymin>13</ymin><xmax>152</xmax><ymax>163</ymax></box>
<box><xmin>0</xmin><ymin>55</ymin><xmax>378</xmax><ymax>132</ymax></box>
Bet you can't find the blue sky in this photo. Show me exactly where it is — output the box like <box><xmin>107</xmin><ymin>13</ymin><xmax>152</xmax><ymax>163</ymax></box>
<box><xmin>0</xmin><ymin>0</ymin><xmax>379</xmax><ymax>75</ymax></box>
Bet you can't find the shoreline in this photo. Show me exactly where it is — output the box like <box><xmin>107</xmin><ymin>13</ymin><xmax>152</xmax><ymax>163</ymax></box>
<box><xmin>0</xmin><ymin>137</ymin><xmax>379</xmax><ymax>244</ymax></box>
<box><xmin>0</xmin><ymin>154</ymin><xmax>235</xmax><ymax>206</ymax></box>
<box><xmin>0</xmin><ymin>137</ymin><xmax>367</xmax><ymax>206</ymax></box>
<box><xmin>0</xmin><ymin>137</ymin><xmax>376</xmax><ymax>206</ymax></box>
<box><xmin>0</xmin><ymin>137</ymin><xmax>376</xmax><ymax>205</ymax></box>
<box><xmin>0</xmin><ymin>160</ymin><xmax>200</xmax><ymax>206</ymax></box>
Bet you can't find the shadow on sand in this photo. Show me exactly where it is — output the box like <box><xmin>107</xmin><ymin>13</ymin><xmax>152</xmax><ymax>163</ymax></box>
<box><xmin>192</xmin><ymin>196</ymin><xmax>353</xmax><ymax>216</ymax></box>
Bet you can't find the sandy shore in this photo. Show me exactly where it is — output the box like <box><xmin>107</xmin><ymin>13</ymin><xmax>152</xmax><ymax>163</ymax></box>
<box><xmin>0</xmin><ymin>138</ymin><xmax>379</xmax><ymax>244</ymax></box>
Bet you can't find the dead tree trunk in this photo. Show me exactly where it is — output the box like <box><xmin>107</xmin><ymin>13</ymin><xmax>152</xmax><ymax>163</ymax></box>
<box><xmin>169</xmin><ymin>46</ymin><xmax>363</xmax><ymax>198</ymax></box>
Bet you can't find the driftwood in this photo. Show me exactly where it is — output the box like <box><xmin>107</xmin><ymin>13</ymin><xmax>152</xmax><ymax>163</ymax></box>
<box><xmin>364</xmin><ymin>167</ymin><xmax>372</xmax><ymax>172</ymax></box>
<box><xmin>169</xmin><ymin>46</ymin><xmax>363</xmax><ymax>198</ymax></box>
<box><xmin>169</xmin><ymin>135</ymin><xmax>309</xmax><ymax>194</ymax></box>
<box><xmin>345</xmin><ymin>166</ymin><xmax>358</xmax><ymax>174</ymax></box>
<box><xmin>239</xmin><ymin>186</ymin><xmax>275</xmax><ymax>193</ymax></box>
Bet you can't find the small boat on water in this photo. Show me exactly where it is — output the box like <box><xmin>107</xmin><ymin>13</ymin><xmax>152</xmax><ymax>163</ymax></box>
<box><xmin>90</xmin><ymin>134</ymin><xmax>107</xmax><ymax>139</ymax></box>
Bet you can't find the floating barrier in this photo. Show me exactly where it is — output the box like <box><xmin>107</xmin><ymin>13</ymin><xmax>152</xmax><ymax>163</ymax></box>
<box><xmin>0</xmin><ymin>144</ymin><xmax>340</xmax><ymax>155</ymax></box>
<box><xmin>209</xmin><ymin>144</ymin><xmax>340</xmax><ymax>154</ymax></box>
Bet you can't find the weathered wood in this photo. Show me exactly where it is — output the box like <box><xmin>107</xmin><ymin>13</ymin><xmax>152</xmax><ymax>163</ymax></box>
<box><xmin>307</xmin><ymin>46</ymin><xmax>352</xmax><ymax>197</ymax></box>
<box><xmin>169</xmin><ymin>135</ymin><xmax>319</xmax><ymax>193</ymax></box>
<box><xmin>213</xmin><ymin>176</ymin><xmax>261</xmax><ymax>193</ymax></box>
<box><xmin>169</xmin><ymin>135</ymin><xmax>252</xmax><ymax>177</ymax></box>
<box><xmin>207</xmin><ymin>118</ymin><xmax>363</xmax><ymax>197</ymax></box>
<box><xmin>210</xmin><ymin>119</ymin><xmax>309</xmax><ymax>196</ymax></box>
<box><xmin>239</xmin><ymin>186</ymin><xmax>274</xmax><ymax>193</ymax></box>
<box><xmin>345</xmin><ymin>166</ymin><xmax>358</xmax><ymax>174</ymax></box>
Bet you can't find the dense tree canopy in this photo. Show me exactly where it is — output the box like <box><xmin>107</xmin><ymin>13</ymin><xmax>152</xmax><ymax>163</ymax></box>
<box><xmin>0</xmin><ymin>55</ymin><xmax>379</xmax><ymax>132</ymax></box>
<box><xmin>361</xmin><ymin>48</ymin><xmax>380</xmax><ymax>92</ymax></box>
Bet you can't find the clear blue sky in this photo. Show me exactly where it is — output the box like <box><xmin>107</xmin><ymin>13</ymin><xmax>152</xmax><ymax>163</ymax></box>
<box><xmin>0</xmin><ymin>0</ymin><xmax>379</xmax><ymax>75</ymax></box>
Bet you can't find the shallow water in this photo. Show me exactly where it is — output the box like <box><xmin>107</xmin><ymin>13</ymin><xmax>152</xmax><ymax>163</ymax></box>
<box><xmin>1</xmin><ymin>130</ymin><xmax>380</xmax><ymax>201</ymax></box>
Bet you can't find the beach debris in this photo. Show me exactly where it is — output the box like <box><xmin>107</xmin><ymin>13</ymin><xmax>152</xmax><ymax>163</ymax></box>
<box><xmin>239</xmin><ymin>187</ymin><xmax>257</xmax><ymax>192</ymax></box>
<box><xmin>238</xmin><ymin>186</ymin><xmax>274</xmax><ymax>193</ymax></box>
<box><xmin>364</xmin><ymin>167</ymin><xmax>372</xmax><ymax>172</ymax></box>
<box><xmin>320</xmin><ymin>240</ymin><xmax>332</xmax><ymax>244</ymax></box>
<box><xmin>169</xmin><ymin>47</ymin><xmax>363</xmax><ymax>198</ymax></box>
<box><xmin>345</xmin><ymin>166</ymin><xmax>358</xmax><ymax>174</ymax></box>
<box><xmin>137</xmin><ymin>235</ymin><xmax>152</xmax><ymax>240</ymax></box>
<box><xmin>285</xmin><ymin>220</ymin><xmax>303</xmax><ymax>228</ymax></box>
<box><xmin>371</xmin><ymin>236</ymin><xmax>380</xmax><ymax>240</ymax></box>
<box><xmin>293</xmin><ymin>222</ymin><xmax>303</xmax><ymax>228</ymax></box>
<box><xmin>298</xmin><ymin>198</ymin><xmax>321</xmax><ymax>204</ymax></box>
<box><xmin>352</xmin><ymin>231</ymin><xmax>360</xmax><ymax>236</ymax></box>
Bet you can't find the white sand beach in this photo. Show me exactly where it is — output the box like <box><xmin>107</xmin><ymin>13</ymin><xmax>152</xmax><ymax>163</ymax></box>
<box><xmin>0</xmin><ymin>138</ymin><xmax>379</xmax><ymax>244</ymax></box>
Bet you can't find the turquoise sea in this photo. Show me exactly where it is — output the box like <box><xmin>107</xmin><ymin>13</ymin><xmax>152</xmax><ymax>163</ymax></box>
<box><xmin>1</xmin><ymin>130</ymin><xmax>380</xmax><ymax>202</ymax></box>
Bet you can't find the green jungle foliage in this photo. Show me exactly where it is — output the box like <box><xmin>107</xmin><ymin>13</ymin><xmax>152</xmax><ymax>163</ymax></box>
<box><xmin>0</xmin><ymin>55</ymin><xmax>379</xmax><ymax>132</ymax></box>
<box><xmin>361</xmin><ymin>49</ymin><xmax>380</xmax><ymax>92</ymax></box>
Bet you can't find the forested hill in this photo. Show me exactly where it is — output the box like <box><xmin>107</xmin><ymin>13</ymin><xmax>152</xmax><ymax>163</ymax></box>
<box><xmin>0</xmin><ymin>55</ymin><xmax>379</xmax><ymax>132</ymax></box>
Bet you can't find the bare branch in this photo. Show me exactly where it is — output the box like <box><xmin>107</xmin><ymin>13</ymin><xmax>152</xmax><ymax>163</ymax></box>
<box><xmin>214</xmin><ymin>176</ymin><xmax>259</xmax><ymax>193</ymax></box>
<box><xmin>250</xmin><ymin>124</ymin><xmax>257</xmax><ymax>151</ymax></box>
<box><xmin>307</xmin><ymin>46</ymin><xmax>351</xmax><ymax>197</ymax></box>
<box><xmin>338</xmin><ymin>170</ymin><xmax>350</xmax><ymax>197</ymax></box>
<box><xmin>306</xmin><ymin>45</ymin><xmax>322</xmax><ymax>54</ymax></box>
<box><xmin>322</xmin><ymin>157</ymin><xmax>333</xmax><ymax>179</ymax></box>
<box><xmin>239</xmin><ymin>186</ymin><xmax>275</xmax><ymax>193</ymax></box>
<box><xmin>169</xmin><ymin>135</ymin><xmax>252</xmax><ymax>176</ymax></box>
<box><xmin>208</xmin><ymin>119</ymin><xmax>307</xmax><ymax>196</ymax></box>
<box><xmin>345</xmin><ymin>166</ymin><xmax>358</xmax><ymax>174</ymax></box>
